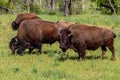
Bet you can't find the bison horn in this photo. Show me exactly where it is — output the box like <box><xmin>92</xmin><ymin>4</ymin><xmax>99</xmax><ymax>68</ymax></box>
<box><xmin>68</xmin><ymin>33</ymin><xmax>72</xmax><ymax>37</ymax></box>
<box><xmin>15</xmin><ymin>38</ymin><xmax>18</xmax><ymax>42</ymax></box>
<box><xmin>12</xmin><ymin>21</ymin><xmax>16</xmax><ymax>26</ymax></box>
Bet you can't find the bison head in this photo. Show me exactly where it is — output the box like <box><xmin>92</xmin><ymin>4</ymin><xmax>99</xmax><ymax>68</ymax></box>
<box><xmin>11</xmin><ymin>21</ymin><xmax>19</xmax><ymax>30</ymax></box>
<box><xmin>59</xmin><ymin>28</ymin><xmax>72</xmax><ymax>52</ymax></box>
<box><xmin>9</xmin><ymin>36</ymin><xmax>24</xmax><ymax>55</ymax></box>
<box><xmin>9</xmin><ymin>36</ymin><xmax>20</xmax><ymax>54</ymax></box>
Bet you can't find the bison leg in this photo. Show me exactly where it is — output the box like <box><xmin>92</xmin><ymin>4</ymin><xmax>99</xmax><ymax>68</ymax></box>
<box><xmin>78</xmin><ymin>50</ymin><xmax>86</xmax><ymax>61</ymax></box>
<box><xmin>74</xmin><ymin>43</ymin><xmax>86</xmax><ymax>61</ymax></box>
<box><xmin>107</xmin><ymin>45</ymin><xmax>116</xmax><ymax>60</ymax></box>
<box><xmin>28</xmin><ymin>48</ymin><xmax>34</xmax><ymax>53</ymax></box>
<box><xmin>37</xmin><ymin>43</ymin><xmax>42</xmax><ymax>55</ymax></box>
<box><xmin>28</xmin><ymin>46</ymin><xmax>35</xmax><ymax>53</ymax></box>
<box><xmin>99</xmin><ymin>45</ymin><xmax>107</xmax><ymax>60</ymax></box>
<box><xmin>17</xmin><ymin>47</ymin><xmax>25</xmax><ymax>55</ymax></box>
<box><xmin>78</xmin><ymin>52</ymin><xmax>85</xmax><ymax>61</ymax></box>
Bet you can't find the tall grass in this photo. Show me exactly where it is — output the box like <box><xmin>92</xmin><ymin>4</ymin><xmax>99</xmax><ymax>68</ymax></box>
<box><xmin>0</xmin><ymin>14</ymin><xmax>120</xmax><ymax>80</ymax></box>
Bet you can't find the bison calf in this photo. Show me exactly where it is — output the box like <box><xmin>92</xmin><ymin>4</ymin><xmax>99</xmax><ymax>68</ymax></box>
<box><xmin>59</xmin><ymin>24</ymin><xmax>116</xmax><ymax>60</ymax></box>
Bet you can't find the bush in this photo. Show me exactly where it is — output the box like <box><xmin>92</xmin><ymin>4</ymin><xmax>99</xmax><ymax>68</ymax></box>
<box><xmin>48</xmin><ymin>10</ymin><xmax>57</xmax><ymax>15</ymax></box>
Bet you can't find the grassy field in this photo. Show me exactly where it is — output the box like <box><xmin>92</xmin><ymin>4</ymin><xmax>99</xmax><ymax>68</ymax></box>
<box><xmin>0</xmin><ymin>14</ymin><xmax>120</xmax><ymax>80</ymax></box>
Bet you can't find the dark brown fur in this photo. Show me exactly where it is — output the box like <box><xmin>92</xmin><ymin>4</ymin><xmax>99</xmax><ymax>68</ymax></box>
<box><xmin>59</xmin><ymin>24</ymin><xmax>116</xmax><ymax>60</ymax></box>
<box><xmin>10</xmin><ymin>19</ymin><xmax>62</xmax><ymax>55</ymax></box>
<box><xmin>12</xmin><ymin>13</ymin><xmax>40</xmax><ymax>30</ymax></box>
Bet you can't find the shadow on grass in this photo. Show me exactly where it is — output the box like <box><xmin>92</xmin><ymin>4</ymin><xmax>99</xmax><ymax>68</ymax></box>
<box><xmin>85</xmin><ymin>55</ymin><xmax>108</xmax><ymax>60</ymax></box>
<box><xmin>57</xmin><ymin>55</ymin><xmax>108</xmax><ymax>61</ymax></box>
<box><xmin>12</xmin><ymin>50</ymin><xmax>108</xmax><ymax>61</ymax></box>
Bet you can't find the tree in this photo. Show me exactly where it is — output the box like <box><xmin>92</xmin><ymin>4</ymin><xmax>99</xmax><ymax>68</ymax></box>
<box><xmin>25</xmin><ymin>0</ymin><xmax>30</xmax><ymax>13</ymax></box>
<box><xmin>91</xmin><ymin>0</ymin><xmax>120</xmax><ymax>15</ymax></box>
<box><xmin>108</xmin><ymin>0</ymin><xmax>117</xmax><ymax>16</ymax></box>
<box><xmin>0</xmin><ymin>0</ymin><xmax>14</xmax><ymax>14</ymax></box>
<box><xmin>50</xmin><ymin>0</ymin><xmax>55</xmax><ymax>10</ymax></box>
<box><xmin>82</xmin><ymin>0</ymin><xmax>85</xmax><ymax>11</ymax></box>
<box><xmin>64</xmin><ymin>0</ymin><xmax>72</xmax><ymax>16</ymax></box>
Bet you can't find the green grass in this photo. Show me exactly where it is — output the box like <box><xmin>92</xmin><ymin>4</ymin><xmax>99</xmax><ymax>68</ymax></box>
<box><xmin>0</xmin><ymin>14</ymin><xmax>120</xmax><ymax>80</ymax></box>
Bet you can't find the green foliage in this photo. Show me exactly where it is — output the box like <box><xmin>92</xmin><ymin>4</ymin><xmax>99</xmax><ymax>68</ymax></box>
<box><xmin>93</xmin><ymin>0</ymin><xmax>120</xmax><ymax>15</ymax></box>
<box><xmin>12</xmin><ymin>67</ymin><xmax>20</xmax><ymax>73</ymax></box>
<box><xmin>41</xmin><ymin>70</ymin><xmax>65</xmax><ymax>79</ymax></box>
<box><xmin>31</xmin><ymin>68</ymin><xmax>37</xmax><ymax>74</ymax></box>
<box><xmin>0</xmin><ymin>0</ymin><xmax>119</xmax><ymax>15</ymax></box>
<box><xmin>48</xmin><ymin>10</ymin><xmax>57</xmax><ymax>15</ymax></box>
<box><xmin>0</xmin><ymin>0</ymin><xmax>8</xmax><ymax>6</ymax></box>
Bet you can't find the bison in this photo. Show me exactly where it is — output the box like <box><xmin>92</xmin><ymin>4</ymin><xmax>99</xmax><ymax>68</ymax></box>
<box><xmin>9</xmin><ymin>19</ymin><xmax>65</xmax><ymax>55</ymax></box>
<box><xmin>9</xmin><ymin>36</ymin><xmax>37</xmax><ymax>54</ymax></box>
<box><xmin>12</xmin><ymin>13</ymin><xmax>40</xmax><ymax>30</ymax></box>
<box><xmin>59</xmin><ymin>24</ymin><xmax>116</xmax><ymax>60</ymax></box>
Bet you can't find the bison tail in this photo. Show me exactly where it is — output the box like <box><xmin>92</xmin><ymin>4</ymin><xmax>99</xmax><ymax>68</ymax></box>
<box><xmin>11</xmin><ymin>21</ymin><xmax>19</xmax><ymax>30</ymax></box>
<box><xmin>112</xmin><ymin>32</ymin><xmax>116</xmax><ymax>38</ymax></box>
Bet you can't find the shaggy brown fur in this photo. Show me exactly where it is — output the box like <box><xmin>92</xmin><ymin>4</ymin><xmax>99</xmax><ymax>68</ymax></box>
<box><xmin>10</xmin><ymin>19</ymin><xmax>64</xmax><ymax>55</ymax></box>
<box><xmin>56</xmin><ymin>20</ymin><xmax>75</xmax><ymax>27</ymax></box>
<box><xmin>59</xmin><ymin>24</ymin><xmax>116</xmax><ymax>60</ymax></box>
<box><xmin>9</xmin><ymin>36</ymin><xmax>36</xmax><ymax>54</ymax></box>
<box><xmin>11</xmin><ymin>13</ymin><xmax>40</xmax><ymax>30</ymax></box>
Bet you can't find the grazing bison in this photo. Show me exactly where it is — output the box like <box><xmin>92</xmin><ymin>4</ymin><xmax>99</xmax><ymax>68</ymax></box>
<box><xmin>9</xmin><ymin>19</ymin><xmax>64</xmax><ymax>55</ymax></box>
<box><xmin>12</xmin><ymin>13</ymin><xmax>40</xmax><ymax>30</ymax></box>
<box><xmin>59</xmin><ymin>24</ymin><xmax>116</xmax><ymax>60</ymax></box>
<box><xmin>9</xmin><ymin>36</ymin><xmax>36</xmax><ymax>54</ymax></box>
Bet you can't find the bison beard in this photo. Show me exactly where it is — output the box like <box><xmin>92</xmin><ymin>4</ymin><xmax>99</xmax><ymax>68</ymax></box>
<box><xmin>59</xmin><ymin>24</ymin><xmax>116</xmax><ymax>60</ymax></box>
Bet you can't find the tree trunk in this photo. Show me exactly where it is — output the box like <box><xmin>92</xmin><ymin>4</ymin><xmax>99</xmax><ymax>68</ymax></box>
<box><xmin>27</xmin><ymin>2</ymin><xmax>30</xmax><ymax>13</ymax></box>
<box><xmin>82</xmin><ymin>0</ymin><xmax>85</xmax><ymax>11</ymax></box>
<box><xmin>26</xmin><ymin>0</ymin><xmax>30</xmax><ymax>13</ymax></box>
<box><xmin>108</xmin><ymin>0</ymin><xmax>117</xmax><ymax>16</ymax></box>
<box><xmin>46</xmin><ymin>0</ymin><xmax>51</xmax><ymax>10</ymax></box>
<box><xmin>39</xmin><ymin>0</ymin><xmax>42</xmax><ymax>10</ymax></box>
<box><xmin>64</xmin><ymin>0</ymin><xmax>72</xmax><ymax>16</ymax></box>
<box><xmin>50</xmin><ymin>0</ymin><xmax>55</xmax><ymax>10</ymax></box>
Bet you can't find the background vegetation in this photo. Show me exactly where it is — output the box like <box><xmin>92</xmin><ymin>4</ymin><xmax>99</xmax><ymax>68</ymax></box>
<box><xmin>0</xmin><ymin>0</ymin><xmax>120</xmax><ymax>15</ymax></box>
<box><xmin>0</xmin><ymin>14</ymin><xmax>120</xmax><ymax>80</ymax></box>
